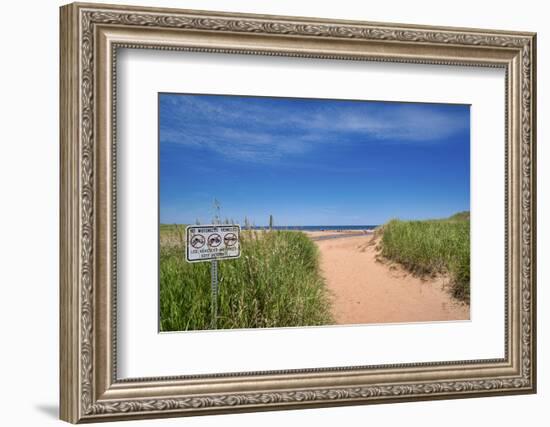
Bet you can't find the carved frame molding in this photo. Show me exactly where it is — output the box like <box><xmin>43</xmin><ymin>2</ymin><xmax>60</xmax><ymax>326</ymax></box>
<box><xmin>60</xmin><ymin>2</ymin><xmax>536</xmax><ymax>423</ymax></box>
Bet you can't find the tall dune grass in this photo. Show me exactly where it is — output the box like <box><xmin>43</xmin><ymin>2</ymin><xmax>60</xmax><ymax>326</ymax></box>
<box><xmin>379</xmin><ymin>213</ymin><xmax>470</xmax><ymax>302</ymax></box>
<box><xmin>160</xmin><ymin>227</ymin><xmax>333</xmax><ymax>331</ymax></box>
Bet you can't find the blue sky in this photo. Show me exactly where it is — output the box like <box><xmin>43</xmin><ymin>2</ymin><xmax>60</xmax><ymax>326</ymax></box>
<box><xmin>159</xmin><ymin>93</ymin><xmax>470</xmax><ymax>226</ymax></box>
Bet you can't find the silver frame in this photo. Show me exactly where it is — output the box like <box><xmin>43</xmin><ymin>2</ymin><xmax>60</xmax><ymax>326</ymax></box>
<box><xmin>60</xmin><ymin>2</ymin><xmax>536</xmax><ymax>423</ymax></box>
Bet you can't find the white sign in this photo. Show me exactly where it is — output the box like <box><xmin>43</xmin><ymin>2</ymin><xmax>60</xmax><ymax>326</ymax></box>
<box><xmin>185</xmin><ymin>225</ymin><xmax>241</xmax><ymax>263</ymax></box>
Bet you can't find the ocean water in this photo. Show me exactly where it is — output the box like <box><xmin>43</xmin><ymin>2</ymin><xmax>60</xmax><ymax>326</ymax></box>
<box><xmin>251</xmin><ymin>225</ymin><xmax>378</xmax><ymax>231</ymax></box>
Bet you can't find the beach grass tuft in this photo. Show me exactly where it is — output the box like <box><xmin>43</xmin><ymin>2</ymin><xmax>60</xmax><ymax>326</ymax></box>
<box><xmin>160</xmin><ymin>227</ymin><xmax>333</xmax><ymax>331</ymax></box>
<box><xmin>379</xmin><ymin>213</ymin><xmax>470</xmax><ymax>302</ymax></box>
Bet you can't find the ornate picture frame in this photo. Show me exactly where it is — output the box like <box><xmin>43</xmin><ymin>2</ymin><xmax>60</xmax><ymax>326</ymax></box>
<box><xmin>60</xmin><ymin>2</ymin><xmax>536</xmax><ymax>423</ymax></box>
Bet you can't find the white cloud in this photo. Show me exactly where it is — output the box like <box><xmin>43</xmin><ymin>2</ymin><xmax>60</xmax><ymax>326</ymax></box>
<box><xmin>160</xmin><ymin>95</ymin><xmax>469</xmax><ymax>163</ymax></box>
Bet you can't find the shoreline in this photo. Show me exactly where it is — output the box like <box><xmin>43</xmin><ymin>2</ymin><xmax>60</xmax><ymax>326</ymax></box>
<box><xmin>247</xmin><ymin>227</ymin><xmax>377</xmax><ymax>236</ymax></box>
<box><xmin>302</xmin><ymin>229</ymin><xmax>375</xmax><ymax>239</ymax></box>
<box><xmin>248</xmin><ymin>226</ymin><xmax>378</xmax><ymax>232</ymax></box>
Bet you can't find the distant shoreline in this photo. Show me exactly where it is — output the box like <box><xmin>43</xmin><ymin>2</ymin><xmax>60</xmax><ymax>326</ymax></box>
<box><xmin>249</xmin><ymin>225</ymin><xmax>379</xmax><ymax>232</ymax></box>
<box><xmin>160</xmin><ymin>223</ymin><xmax>379</xmax><ymax>232</ymax></box>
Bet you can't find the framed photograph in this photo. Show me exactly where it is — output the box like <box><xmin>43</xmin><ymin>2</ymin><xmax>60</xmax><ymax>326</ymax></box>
<box><xmin>60</xmin><ymin>2</ymin><xmax>537</xmax><ymax>423</ymax></box>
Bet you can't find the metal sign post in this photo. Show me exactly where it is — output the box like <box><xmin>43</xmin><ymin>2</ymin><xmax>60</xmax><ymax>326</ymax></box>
<box><xmin>210</xmin><ymin>259</ymin><xmax>218</xmax><ymax>329</ymax></box>
<box><xmin>185</xmin><ymin>225</ymin><xmax>241</xmax><ymax>329</ymax></box>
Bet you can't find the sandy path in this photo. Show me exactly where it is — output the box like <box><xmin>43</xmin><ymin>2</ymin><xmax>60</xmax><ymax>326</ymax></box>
<box><xmin>316</xmin><ymin>235</ymin><xmax>469</xmax><ymax>325</ymax></box>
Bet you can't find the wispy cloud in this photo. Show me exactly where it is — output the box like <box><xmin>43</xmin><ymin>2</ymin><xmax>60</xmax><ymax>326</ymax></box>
<box><xmin>298</xmin><ymin>103</ymin><xmax>469</xmax><ymax>142</ymax></box>
<box><xmin>160</xmin><ymin>94</ymin><xmax>469</xmax><ymax>164</ymax></box>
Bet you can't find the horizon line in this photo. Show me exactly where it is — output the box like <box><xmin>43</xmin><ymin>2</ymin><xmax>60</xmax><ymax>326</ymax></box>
<box><xmin>160</xmin><ymin>223</ymin><xmax>381</xmax><ymax>227</ymax></box>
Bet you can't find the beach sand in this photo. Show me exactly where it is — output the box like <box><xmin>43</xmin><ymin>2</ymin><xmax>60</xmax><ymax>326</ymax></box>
<box><xmin>314</xmin><ymin>234</ymin><xmax>470</xmax><ymax>325</ymax></box>
<box><xmin>303</xmin><ymin>230</ymin><xmax>373</xmax><ymax>239</ymax></box>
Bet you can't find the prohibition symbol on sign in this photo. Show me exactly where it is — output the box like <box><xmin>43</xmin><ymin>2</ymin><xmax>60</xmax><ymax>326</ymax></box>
<box><xmin>190</xmin><ymin>234</ymin><xmax>206</xmax><ymax>249</ymax></box>
<box><xmin>224</xmin><ymin>233</ymin><xmax>238</xmax><ymax>246</ymax></box>
<box><xmin>208</xmin><ymin>233</ymin><xmax>222</xmax><ymax>247</ymax></box>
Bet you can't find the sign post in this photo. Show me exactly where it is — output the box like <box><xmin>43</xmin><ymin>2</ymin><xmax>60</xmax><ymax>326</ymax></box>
<box><xmin>210</xmin><ymin>259</ymin><xmax>218</xmax><ymax>329</ymax></box>
<box><xmin>185</xmin><ymin>225</ymin><xmax>241</xmax><ymax>329</ymax></box>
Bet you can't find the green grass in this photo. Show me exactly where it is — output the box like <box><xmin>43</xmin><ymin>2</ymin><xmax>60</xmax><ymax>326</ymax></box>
<box><xmin>379</xmin><ymin>213</ymin><xmax>470</xmax><ymax>302</ymax></box>
<box><xmin>160</xmin><ymin>226</ymin><xmax>333</xmax><ymax>331</ymax></box>
<box><xmin>448</xmin><ymin>211</ymin><xmax>470</xmax><ymax>221</ymax></box>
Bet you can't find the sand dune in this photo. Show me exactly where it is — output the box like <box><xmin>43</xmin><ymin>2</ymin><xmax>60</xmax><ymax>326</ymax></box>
<box><xmin>314</xmin><ymin>234</ymin><xmax>470</xmax><ymax>325</ymax></box>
